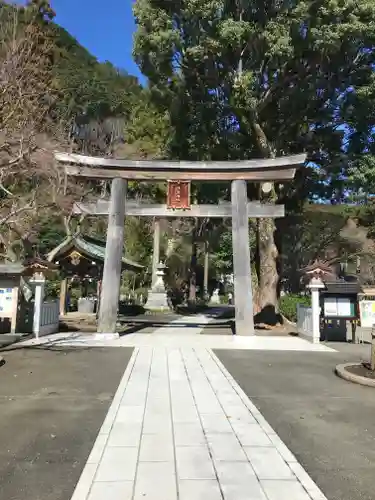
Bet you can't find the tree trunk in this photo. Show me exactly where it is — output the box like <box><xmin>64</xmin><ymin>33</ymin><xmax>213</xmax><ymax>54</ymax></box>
<box><xmin>252</xmin><ymin>122</ymin><xmax>279</xmax><ymax>323</ymax></box>
<box><xmin>151</xmin><ymin>218</ymin><xmax>161</xmax><ymax>287</ymax></box>
<box><xmin>189</xmin><ymin>238</ymin><xmax>197</xmax><ymax>303</ymax></box>
<box><xmin>257</xmin><ymin>216</ymin><xmax>279</xmax><ymax>324</ymax></box>
<box><xmin>203</xmin><ymin>240</ymin><xmax>209</xmax><ymax>300</ymax></box>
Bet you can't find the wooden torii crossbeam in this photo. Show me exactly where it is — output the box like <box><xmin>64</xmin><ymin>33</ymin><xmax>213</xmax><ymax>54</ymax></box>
<box><xmin>55</xmin><ymin>152</ymin><xmax>306</xmax><ymax>336</ymax></box>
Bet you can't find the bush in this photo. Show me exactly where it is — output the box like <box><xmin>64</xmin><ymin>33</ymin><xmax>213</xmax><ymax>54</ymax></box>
<box><xmin>279</xmin><ymin>294</ymin><xmax>311</xmax><ymax>323</ymax></box>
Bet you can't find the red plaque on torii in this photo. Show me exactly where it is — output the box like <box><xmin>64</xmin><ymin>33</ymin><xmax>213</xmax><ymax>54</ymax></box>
<box><xmin>167</xmin><ymin>180</ymin><xmax>191</xmax><ymax>209</ymax></box>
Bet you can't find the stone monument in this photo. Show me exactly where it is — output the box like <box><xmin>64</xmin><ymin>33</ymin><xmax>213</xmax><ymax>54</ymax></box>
<box><xmin>210</xmin><ymin>288</ymin><xmax>221</xmax><ymax>305</ymax></box>
<box><xmin>145</xmin><ymin>262</ymin><xmax>170</xmax><ymax>312</ymax></box>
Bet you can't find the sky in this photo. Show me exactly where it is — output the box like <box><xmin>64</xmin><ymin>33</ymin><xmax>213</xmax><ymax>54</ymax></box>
<box><xmin>51</xmin><ymin>0</ymin><xmax>144</xmax><ymax>82</ymax></box>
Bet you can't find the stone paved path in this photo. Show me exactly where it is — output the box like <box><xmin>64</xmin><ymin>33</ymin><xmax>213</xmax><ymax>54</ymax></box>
<box><xmin>71</xmin><ymin>346</ymin><xmax>327</xmax><ymax>500</ymax></box>
<box><xmin>21</xmin><ymin>313</ymin><xmax>333</xmax><ymax>352</ymax></box>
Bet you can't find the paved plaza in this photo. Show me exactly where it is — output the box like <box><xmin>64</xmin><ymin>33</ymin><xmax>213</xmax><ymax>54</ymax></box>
<box><xmin>24</xmin><ymin>313</ymin><xmax>329</xmax><ymax>500</ymax></box>
<box><xmin>0</xmin><ymin>346</ymin><xmax>134</xmax><ymax>500</ymax></box>
<box><xmin>216</xmin><ymin>346</ymin><xmax>375</xmax><ymax>500</ymax></box>
<box><xmin>2</xmin><ymin>312</ymin><xmax>374</xmax><ymax>500</ymax></box>
<box><xmin>70</xmin><ymin>345</ymin><xmax>328</xmax><ymax>500</ymax></box>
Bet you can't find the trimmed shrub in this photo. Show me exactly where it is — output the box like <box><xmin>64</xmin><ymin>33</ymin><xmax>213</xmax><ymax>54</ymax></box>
<box><xmin>279</xmin><ymin>294</ymin><xmax>311</xmax><ymax>322</ymax></box>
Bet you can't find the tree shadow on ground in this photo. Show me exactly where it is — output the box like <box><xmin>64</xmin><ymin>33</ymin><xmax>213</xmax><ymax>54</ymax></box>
<box><xmin>119</xmin><ymin>318</ymin><xmax>234</xmax><ymax>336</ymax></box>
<box><xmin>254</xmin><ymin>304</ymin><xmax>283</xmax><ymax>327</ymax></box>
<box><xmin>0</xmin><ymin>333</ymin><xmax>96</xmax><ymax>354</ymax></box>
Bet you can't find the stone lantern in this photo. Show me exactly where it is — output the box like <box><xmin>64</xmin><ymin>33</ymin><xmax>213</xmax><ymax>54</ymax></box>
<box><xmin>145</xmin><ymin>262</ymin><xmax>170</xmax><ymax>312</ymax></box>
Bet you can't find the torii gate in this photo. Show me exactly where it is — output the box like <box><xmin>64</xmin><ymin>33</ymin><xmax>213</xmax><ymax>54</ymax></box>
<box><xmin>55</xmin><ymin>152</ymin><xmax>306</xmax><ymax>336</ymax></box>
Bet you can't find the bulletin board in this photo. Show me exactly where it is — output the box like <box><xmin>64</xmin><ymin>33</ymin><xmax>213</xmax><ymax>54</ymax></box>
<box><xmin>359</xmin><ymin>300</ymin><xmax>375</xmax><ymax>328</ymax></box>
<box><xmin>0</xmin><ymin>287</ymin><xmax>14</xmax><ymax>316</ymax></box>
<box><xmin>323</xmin><ymin>296</ymin><xmax>356</xmax><ymax>319</ymax></box>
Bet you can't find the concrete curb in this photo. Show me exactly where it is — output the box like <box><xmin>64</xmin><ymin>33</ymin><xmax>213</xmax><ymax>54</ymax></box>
<box><xmin>335</xmin><ymin>362</ymin><xmax>375</xmax><ymax>388</ymax></box>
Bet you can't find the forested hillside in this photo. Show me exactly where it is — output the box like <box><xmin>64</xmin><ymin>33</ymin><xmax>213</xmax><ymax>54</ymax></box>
<box><xmin>1</xmin><ymin>0</ymin><xmax>375</xmax><ymax>320</ymax></box>
<box><xmin>0</xmin><ymin>0</ymin><xmax>146</xmax><ymax>259</ymax></box>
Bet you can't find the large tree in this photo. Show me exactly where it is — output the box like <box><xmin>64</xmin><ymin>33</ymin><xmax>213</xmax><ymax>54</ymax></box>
<box><xmin>133</xmin><ymin>0</ymin><xmax>375</xmax><ymax>317</ymax></box>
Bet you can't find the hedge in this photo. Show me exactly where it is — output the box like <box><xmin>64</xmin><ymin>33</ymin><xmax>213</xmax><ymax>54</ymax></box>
<box><xmin>279</xmin><ymin>294</ymin><xmax>311</xmax><ymax>323</ymax></box>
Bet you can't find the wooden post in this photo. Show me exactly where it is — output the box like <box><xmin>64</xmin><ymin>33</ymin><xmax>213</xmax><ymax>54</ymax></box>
<box><xmin>96</xmin><ymin>279</ymin><xmax>102</xmax><ymax>318</ymax></box>
<box><xmin>98</xmin><ymin>178</ymin><xmax>126</xmax><ymax>333</ymax></box>
<box><xmin>203</xmin><ymin>241</ymin><xmax>209</xmax><ymax>300</ymax></box>
<box><xmin>151</xmin><ymin>219</ymin><xmax>161</xmax><ymax>287</ymax></box>
<box><xmin>59</xmin><ymin>278</ymin><xmax>67</xmax><ymax>316</ymax></box>
<box><xmin>231</xmin><ymin>180</ymin><xmax>254</xmax><ymax>335</ymax></box>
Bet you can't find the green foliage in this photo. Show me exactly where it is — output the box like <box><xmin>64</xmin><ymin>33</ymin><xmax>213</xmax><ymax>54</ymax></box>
<box><xmin>124</xmin><ymin>91</ymin><xmax>172</xmax><ymax>201</ymax></box>
<box><xmin>133</xmin><ymin>0</ymin><xmax>375</xmax><ymax>170</ymax></box>
<box><xmin>44</xmin><ymin>277</ymin><xmax>61</xmax><ymax>299</ymax></box>
<box><xmin>124</xmin><ymin>217</ymin><xmax>153</xmax><ymax>265</ymax></box>
<box><xmin>125</xmin><ymin>92</ymin><xmax>171</xmax><ymax>159</ymax></box>
<box><xmin>279</xmin><ymin>204</ymin><xmax>370</xmax><ymax>292</ymax></box>
<box><xmin>212</xmin><ymin>230</ymin><xmax>233</xmax><ymax>275</ymax></box>
<box><xmin>121</xmin><ymin>217</ymin><xmax>153</xmax><ymax>291</ymax></box>
<box><xmin>4</xmin><ymin>0</ymin><xmax>375</xmax><ymax>318</ymax></box>
<box><xmin>279</xmin><ymin>294</ymin><xmax>311</xmax><ymax>323</ymax></box>
<box><xmin>348</xmin><ymin>155</ymin><xmax>375</xmax><ymax>198</ymax></box>
<box><xmin>52</xmin><ymin>25</ymin><xmax>142</xmax><ymax>123</ymax></box>
<box><xmin>212</xmin><ymin>223</ymin><xmax>256</xmax><ymax>275</ymax></box>
<box><xmin>133</xmin><ymin>0</ymin><xmax>375</xmax><ymax>310</ymax></box>
<box><xmin>34</xmin><ymin>217</ymin><xmax>66</xmax><ymax>256</ymax></box>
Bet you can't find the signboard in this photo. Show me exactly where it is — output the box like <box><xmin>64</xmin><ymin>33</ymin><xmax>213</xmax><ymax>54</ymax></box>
<box><xmin>337</xmin><ymin>297</ymin><xmax>352</xmax><ymax>317</ymax></box>
<box><xmin>324</xmin><ymin>297</ymin><xmax>338</xmax><ymax>317</ymax></box>
<box><xmin>323</xmin><ymin>296</ymin><xmax>356</xmax><ymax>319</ymax></box>
<box><xmin>359</xmin><ymin>300</ymin><xmax>375</xmax><ymax>328</ymax></box>
<box><xmin>167</xmin><ymin>181</ymin><xmax>191</xmax><ymax>209</ymax></box>
<box><xmin>0</xmin><ymin>287</ymin><xmax>13</xmax><ymax>316</ymax></box>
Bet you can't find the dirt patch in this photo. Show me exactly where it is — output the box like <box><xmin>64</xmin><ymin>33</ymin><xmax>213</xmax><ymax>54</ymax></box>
<box><xmin>255</xmin><ymin>323</ymin><xmax>298</xmax><ymax>337</ymax></box>
<box><xmin>346</xmin><ymin>363</ymin><xmax>375</xmax><ymax>380</ymax></box>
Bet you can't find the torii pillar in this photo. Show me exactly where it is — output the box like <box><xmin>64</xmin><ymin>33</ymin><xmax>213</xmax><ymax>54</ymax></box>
<box><xmin>98</xmin><ymin>178</ymin><xmax>127</xmax><ymax>333</ymax></box>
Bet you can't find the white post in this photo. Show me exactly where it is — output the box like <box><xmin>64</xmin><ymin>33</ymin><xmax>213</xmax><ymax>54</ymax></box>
<box><xmin>308</xmin><ymin>277</ymin><xmax>324</xmax><ymax>344</ymax></box>
<box><xmin>31</xmin><ymin>273</ymin><xmax>46</xmax><ymax>339</ymax></box>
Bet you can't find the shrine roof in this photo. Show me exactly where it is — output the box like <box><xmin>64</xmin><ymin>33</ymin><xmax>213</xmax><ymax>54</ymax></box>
<box><xmin>300</xmin><ymin>260</ymin><xmax>336</xmax><ymax>275</ymax></box>
<box><xmin>0</xmin><ymin>263</ymin><xmax>25</xmax><ymax>275</ymax></box>
<box><xmin>46</xmin><ymin>234</ymin><xmax>143</xmax><ymax>272</ymax></box>
<box><xmin>323</xmin><ymin>281</ymin><xmax>363</xmax><ymax>295</ymax></box>
<box><xmin>0</xmin><ymin>259</ymin><xmax>58</xmax><ymax>277</ymax></box>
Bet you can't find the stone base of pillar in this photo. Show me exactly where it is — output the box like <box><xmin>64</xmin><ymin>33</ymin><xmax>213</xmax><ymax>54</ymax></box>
<box><xmin>144</xmin><ymin>289</ymin><xmax>170</xmax><ymax>312</ymax></box>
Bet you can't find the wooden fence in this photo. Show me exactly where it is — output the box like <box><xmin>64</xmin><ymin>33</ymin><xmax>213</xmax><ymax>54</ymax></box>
<box><xmin>36</xmin><ymin>300</ymin><xmax>59</xmax><ymax>337</ymax></box>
